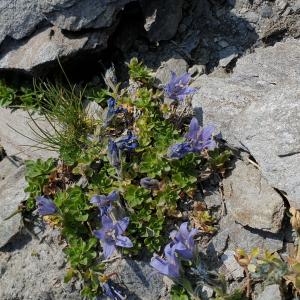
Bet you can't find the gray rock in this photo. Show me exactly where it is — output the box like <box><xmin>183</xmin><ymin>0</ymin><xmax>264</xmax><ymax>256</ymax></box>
<box><xmin>188</xmin><ymin>65</ymin><xmax>206</xmax><ymax>78</ymax></box>
<box><xmin>0</xmin><ymin>0</ymin><xmax>135</xmax><ymax>73</ymax></box>
<box><xmin>218</xmin><ymin>46</ymin><xmax>239</xmax><ymax>67</ymax></box>
<box><xmin>0</xmin><ymin>0</ymin><xmax>185</xmax><ymax>73</ymax></box>
<box><xmin>209</xmin><ymin>215</ymin><xmax>283</xmax><ymax>254</ymax></box>
<box><xmin>244</xmin><ymin>11</ymin><xmax>259</xmax><ymax>23</ymax></box>
<box><xmin>140</xmin><ymin>0</ymin><xmax>184</xmax><ymax>42</ymax></box>
<box><xmin>261</xmin><ymin>4</ymin><xmax>273</xmax><ymax>18</ymax></box>
<box><xmin>198</xmin><ymin>285</ymin><xmax>214</xmax><ymax>300</ymax></box>
<box><xmin>41</xmin><ymin>0</ymin><xmax>132</xmax><ymax>31</ymax></box>
<box><xmin>155</xmin><ymin>57</ymin><xmax>188</xmax><ymax>85</ymax></box>
<box><xmin>255</xmin><ymin>284</ymin><xmax>282</xmax><ymax>300</ymax></box>
<box><xmin>276</xmin><ymin>0</ymin><xmax>288</xmax><ymax>12</ymax></box>
<box><xmin>223</xmin><ymin>160</ymin><xmax>285</xmax><ymax>232</ymax></box>
<box><xmin>231</xmin><ymin>86</ymin><xmax>300</xmax><ymax>208</ymax></box>
<box><xmin>84</xmin><ymin>100</ymin><xmax>104</xmax><ymax>121</ymax></box>
<box><xmin>0</xmin><ymin>227</ymin><xmax>81</xmax><ymax>300</ymax></box>
<box><xmin>192</xmin><ymin>39</ymin><xmax>300</xmax><ymax>208</ymax></box>
<box><xmin>292</xmin><ymin>0</ymin><xmax>300</xmax><ymax>13</ymax></box>
<box><xmin>0</xmin><ymin>108</ymin><xmax>58</xmax><ymax>160</ymax></box>
<box><xmin>0</xmin><ymin>157</ymin><xmax>26</xmax><ymax>248</ymax></box>
<box><xmin>104</xmin><ymin>258</ymin><xmax>166</xmax><ymax>300</ymax></box>
<box><xmin>0</xmin><ymin>1</ymin><xmax>42</xmax><ymax>44</ymax></box>
<box><xmin>221</xmin><ymin>250</ymin><xmax>244</xmax><ymax>279</ymax></box>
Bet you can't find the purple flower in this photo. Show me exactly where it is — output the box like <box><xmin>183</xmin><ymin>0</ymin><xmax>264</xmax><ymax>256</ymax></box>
<box><xmin>36</xmin><ymin>196</ymin><xmax>57</xmax><ymax>216</ymax></box>
<box><xmin>168</xmin><ymin>118</ymin><xmax>216</xmax><ymax>159</ymax></box>
<box><xmin>185</xmin><ymin>117</ymin><xmax>216</xmax><ymax>152</ymax></box>
<box><xmin>150</xmin><ymin>243</ymin><xmax>180</xmax><ymax>278</ymax></box>
<box><xmin>115</xmin><ymin>131</ymin><xmax>138</xmax><ymax>151</ymax></box>
<box><xmin>170</xmin><ymin>222</ymin><xmax>198</xmax><ymax>260</ymax></box>
<box><xmin>164</xmin><ymin>71</ymin><xmax>197</xmax><ymax>102</ymax></box>
<box><xmin>101</xmin><ymin>280</ymin><xmax>126</xmax><ymax>300</ymax></box>
<box><xmin>168</xmin><ymin>142</ymin><xmax>193</xmax><ymax>159</ymax></box>
<box><xmin>90</xmin><ymin>191</ymin><xmax>119</xmax><ymax>216</ymax></box>
<box><xmin>108</xmin><ymin>139</ymin><xmax>121</xmax><ymax>170</ymax></box>
<box><xmin>105</xmin><ymin>98</ymin><xmax>127</xmax><ymax>126</ymax></box>
<box><xmin>94</xmin><ymin>215</ymin><xmax>133</xmax><ymax>259</ymax></box>
<box><xmin>140</xmin><ymin>177</ymin><xmax>160</xmax><ymax>190</ymax></box>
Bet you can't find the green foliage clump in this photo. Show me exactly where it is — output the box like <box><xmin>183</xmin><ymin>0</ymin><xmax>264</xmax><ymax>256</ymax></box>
<box><xmin>22</xmin><ymin>59</ymin><xmax>233</xmax><ymax>299</ymax></box>
<box><xmin>127</xmin><ymin>57</ymin><xmax>153</xmax><ymax>83</ymax></box>
<box><xmin>24</xmin><ymin>158</ymin><xmax>56</xmax><ymax>210</ymax></box>
<box><xmin>0</xmin><ymin>80</ymin><xmax>16</xmax><ymax>107</ymax></box>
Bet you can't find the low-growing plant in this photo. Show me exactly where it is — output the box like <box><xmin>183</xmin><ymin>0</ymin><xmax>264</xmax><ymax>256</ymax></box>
<box><xmin>22</xmin><ymin>59</ymin><xmax>233</xmax><ymax>299</ymax></box>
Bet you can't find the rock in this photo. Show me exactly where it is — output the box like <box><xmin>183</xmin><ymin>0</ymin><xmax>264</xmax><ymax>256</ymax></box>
<box><xmin>192</xmin><ymin>39</ymin><xmax>300</xmax><ymax>208</ymax></box>
<box><xmin>188</xmin><ymin>65</ymin><xmax>206</xmax><ymax>78</ymax></box>
<box><xmin>104</xmin><ymin>258</ymin><xmax>166</xmax><ymax>300</ymax></box>
<box><xmin>231</xmin><ymin>86</ymin><xmax>300</xmax><ymax>208</ymax></box>
<box><xmin>40</xmin><ymin>0</ymin><xmax>132</xmax><ymax>31</ymax></box>
<box><xmin>255</xmin><ymin>284</ymin><xmax>282</xmax><ymax>300</ymax></box>
<box><xmin>155</xmin><ymin>57</ymin><xmax>188</xmax><ymax>85</ymax></box>
<box><xmin>197</xmin><ymin>285</ymin><xmax>214</xmax><ymax>300</ymax></box>
<box><xmin>276</xmin><ymin>0</ymin><xmax>288</xmax><ymax>12</ymax></box>
<box><xmin>0</xmin><ymin>227</ymin><xmax>81</xmax><ymax>300</ymax></box>
<box><xmin>0</xmin><ymin>26</ymin><xmax>107</xmax><ymax>72</ymax></box>
<box><xmin>0</xmin><ymin>108</ymin><xmax>58</xmax><ymax>160</ymax></box>
<box><xmin>261</xmin><ymin>4</ymin><xmax>273</xmax><ymax>18</ymax></box>
<box><xmin>0</xmin><ymin>0</ymin><xmax>186</xmax><ymax>73</ymax></box>
<box><xmin>0</xmin><ymin>0</ymin><xmax>135</xmax><ymax>73</ymax></box>
<box><xmin>292</xmin><ymin>0</ymin><xmax>300</xmax><ymax>13</ymax></box>
<box><xmin>244</xmin><ymin>11</ymin><xmax>259</xmax><ymax>23</ymax></box>
<box><xmin>83</xmin><ymin>100</ymin><xmax>104</xmax><ymax>120</ymax></box>
<box><xmin>223</xmin><ymin>160</ymin><xmax>285</xmax><ymax>233</ymax></box>
<box><xmin>0</xmin><ymin>157</ymin><xmax>26</xmax><ymax>248</ymax></box>
<box><xmin>218</xmin><ymin>46</ymin><xmax>239</xmax><ymax>67</ymax></box>
<box><xmin>208</xmin><ymin>215</ymin><xmax>283</xmax><ymax>255</ymax></box>
<box><xmin>221</xmin><ymin>250</ymin><xmax>244</xmax><ymax>279</ymax></box>
<box><xmin>140</xmin><ymin>0</ymin><xmax>184</xmax><ymax>42</ymax></box>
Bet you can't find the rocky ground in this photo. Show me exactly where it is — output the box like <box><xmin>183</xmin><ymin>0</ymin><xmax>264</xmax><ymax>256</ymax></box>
<box><xmin>0</xmin><ymin>0</ymin><xmax>300</xmax><ymax>299</ymax></box>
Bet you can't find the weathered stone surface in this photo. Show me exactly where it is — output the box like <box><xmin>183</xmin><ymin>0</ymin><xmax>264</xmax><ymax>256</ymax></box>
<box><xmin>231</xmin><ymin>86</ymin><xmax>300</xmax><ymax>208</ymax></box>
<box><xmin>0</xmin><ymin>1</ymin><xmax>42</xmax><ymax>44</ymax></box>
<box><xmin>104</xmin><ymin>258</ymin><xmax>166</xmax><ymax>300</ymax></box>
<box><xmin>0</xmin><ymin>0</ymin><xmax>186</xmax><ymax>73</ymax></box>
<box><xmin>0</xmin><ymin>157</ymin><xmax>25</xmax><ymax>248</ymax></box>
<box><xmin>221</xmin><ymin>250</ymin><xmax>244</xmax><ymax>279</ymax></box>
<box><xmin>0</xmin><ymin>0</ymin><xmax>131</xmax><ymax>43</ymax></box>
<box><xmin>255</xmin><ymin>284</ymin><xmax>282</xmax><ymax>300</ymax></box>
<box><xmin>155</xmin><ymin>57</ymin><xmax>188</xmax><ymax>85</ymax></box>
<box><xmin>41</xmin><ymin>0</ymin><xmax>132</xmax><ymax>31</ymax></box>
<box><xmin>223</xmin><ymin>160</ymin><xmax>285</xmax><ymax>232</ymax></box>
<box><xmin>0</xmin><ymin>227</ymin><xmax>81</xmax><ymax>300</ymax></box>
<box><xmin>0</xmin><ymin>27</ymin><xmax>97</xmax><ymax>72</ymax></box>
<box><xmin>208</xmin><ymin>215</ymin><xmax>283</xmax><ymax>255</ymax></box>
<box><xmin>140</xmin><ymin>0</ymin><xmax>184</xmax><ymax>42</ymax></box>
<box><xmin>192</xmin><ymin>39</ymin><xmax>300</xmax><ymax>208</ymax></box>
<box><xmin>0</xmin><ymin>108</ymin><xmax>58</xmax><ymax>160</ymax></box>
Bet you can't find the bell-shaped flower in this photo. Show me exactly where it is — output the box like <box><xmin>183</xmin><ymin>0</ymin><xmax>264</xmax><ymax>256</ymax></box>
<box><xmin>90</xmin><ymin>191</ymin><xmax>119</xmax><ymax>216</ymax></box>
<box><xmin>185</xmin><ymin>117</ymin><xmax>216</xmax><ymax>152</ymax></box>
<box><xmin>105</xmin><ymin>98</ymin><xmax>127</xmax><ymax>126</ymax></box>
<box><xmin>164</xmin><ymin>71</ymin><xmax>197</xmax><ymax>102</ymax></box>
<box><xmin>36</xmin><ymin>196</ymin><xmax>57</xmax><ymax>216</ymax></box>
<box><xmin>115</xmin><ymin>130</ymin><xmax>138</xmax><ymax>151</ymax></box>
<box><xmin>107</xmin><ymin>139</ymin><xmax>121</xmax><ymax>170</ymax></box>
<box><xmin>170</xmin><ymin>222</ymin><xmax>199</xmax><ymax>260</ymax></box>
<box><xmin>168</xmin><ymin>142</ymin><xmax>193</xmax><ymax>159</ymax></box>
<box><xmin>94</xmin><ymin>215</ymin><xmax>133</xmax><ymax>259</ymax></box>
<box><xmin>140</xmin><ymin>177</ymin><xmax>160</xmax><ymax>190</ymax></box>
<box><xmin>150</xmin><ymin>243</ymin><xmax>181</xmax><ymax>278</ymax></box>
